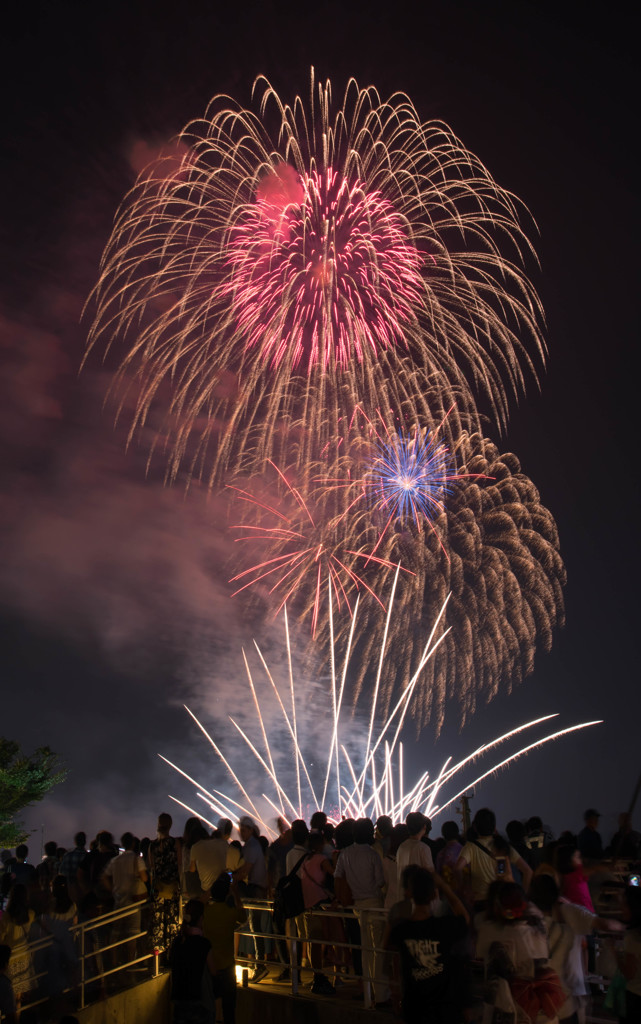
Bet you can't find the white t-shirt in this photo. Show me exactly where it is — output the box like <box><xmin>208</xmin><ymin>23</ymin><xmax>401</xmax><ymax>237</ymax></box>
<box><xmin>396</xmin><ymin>837</ymin><xmax>433</xmax><ymax>889</ymax></box>
<box><xmin>458</xmin><ymin>837</ymin><xmax>519</xmax><ymax>902</ymax></box>
<box><xmin>190</xmin><ymin>837</ymin><xmax>229</xmax><ymax>891</ymax></box>
<box><xmin>102</xmin><ymin>850</ymin><xmax>147</xmax><ymax>907</ymax></box>
<box><xmin>334</xmin><ymin>844</ymin><xmax>384</xmax><ymax>902</ymax></box>
<box><xmin>285</xmin><ymin>844</ymin><xmax>308</xmax><ymax>877</ymax></box>
<box><xmin>476</xmin><ymin>913</ymin><xmax>548</xmax><ymax>980</ymax></box>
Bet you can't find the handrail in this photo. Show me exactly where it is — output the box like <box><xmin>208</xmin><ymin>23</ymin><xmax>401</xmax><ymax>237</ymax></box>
<box><xmin>233</xmin><ymin>896</ymin><xmax>390</xmax><ymax>1007</ymax></box>
<box><xmin>4</xmin><ymin>894</ymin><xmax>392</xmax><ymax>1016</ymax></box>
<box><xmin>2</xmin><ymin>898</ymin><xmax>160</xmax><ymax>1017</ymax></box>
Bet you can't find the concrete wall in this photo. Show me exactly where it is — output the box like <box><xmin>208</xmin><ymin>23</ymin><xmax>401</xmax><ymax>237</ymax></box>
<box><xmin>73</xmin><ymin>974</ymin><xmax>171</xmax><ymax>1024</ymax></box>
<box><xmin>236</xmin><ymin>986</ymin><xmax>375</xmax><ymax>1024</ymax></box>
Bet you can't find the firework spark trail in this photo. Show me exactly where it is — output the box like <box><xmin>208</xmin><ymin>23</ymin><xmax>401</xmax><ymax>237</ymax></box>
<box><xmin>87</xmin><ymin>70</ymin><xmax>545</xmax><ymax>485</ymax></box>
<box><xmin>430</xmin><ymin>720</ymin><xmax>604</xmax><ymax>820</ymax></box>
<box><xmin>345</xmin><ymin>590</ymin><xmax>453</xmax><ymax>805</ymax></box>
<box><xmin>423</xmin><ymin>714</ymin><xmax>558</xmax><ymax>796</ymax></box>
<box><xmin>228</xmin><ymin>461</ymin><xmax>412</xmax><ymax>634</ymax></box>
<box><xmin>365</xmin><ymin>563</ymin><xmax>400</xmax><ymax>762</ymax></box>
<box><xmin>242</xmin><ymin>648</ymin><xmax>283</xmax><ymax>814</ymax></box>
<box><xmin>250</xmin><ymin>630</ymin><xmax>318</xmax><ymax>807</ymax></box>
<box><xmin>227</xmin><ymin>716</ymin><xmax>299</xmax><ymax>820</ymax></box>
<box><xmin>181</xmin><ymin>705</ymin><xmax>263</xmax><ymax>823</ymax></box>
<box><xmin>162</xmin><ymin>590</ymin><xmax>597</xmax><ymax>834</ymax></box>
<box><xmin>321</xmin><ymin>591</ymin><xmax>360</xmax><ymax>811</ymax></box>
<box><xmin>168</xmin><ymin>795</ymin><xmax>216</xmax><ymax>832</ymax></box>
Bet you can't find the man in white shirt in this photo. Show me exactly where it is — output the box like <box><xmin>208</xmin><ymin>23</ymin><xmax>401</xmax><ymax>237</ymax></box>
<box><xmin>455</xmin><ymin>807</ymin><xmax>531</xmax><ymax>911</ymax></box>
<box><xmin>334</xmin><ymin>818</ymin><xmax>388</xmax><ymax>1007</ymax></box>
<box><xmin>396</xmin><ymin>812</ymin><xmax>433</xmax><ymax>889</ymax></box>
<box><xmin>102</xmin><ymin>832</ymin><xmax>148</xmax><ymax>957</ymax></box>
<box><xmin>189</xmin><ymin>833</ymin><xmax>230</xmax><ymax>896</ymax></box>
<box><xmin>102</xmin><ymin>832</ymin><xmax>148</xmax><ymax>908</ymax></box>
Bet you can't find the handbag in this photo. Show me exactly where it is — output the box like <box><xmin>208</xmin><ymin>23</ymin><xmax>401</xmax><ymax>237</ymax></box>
<box><xmin>273</xmin><ymin>854</ymin><xmax>307</xmax><ymax>926</ymax></box>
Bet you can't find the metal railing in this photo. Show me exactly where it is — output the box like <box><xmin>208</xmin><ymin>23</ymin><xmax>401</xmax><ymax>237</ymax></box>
<box><xmin>1</xmin><ymin>895</ymin><xmax>388</xmax><ymax>1017</ymax></box>
<box><xmin>1</xmin><ymin>890</ymin><xmax>628</xmax><ymax>1021</ymax></box>
<box><xmin>2</xmin><ymin>898</ymin><xmax>159</xmax><ymax>1019</ymax></box>
<box><xmin>234</xmin><ymin>896</ymin><xmax>391</xmax><ymax>1008</ymax></box>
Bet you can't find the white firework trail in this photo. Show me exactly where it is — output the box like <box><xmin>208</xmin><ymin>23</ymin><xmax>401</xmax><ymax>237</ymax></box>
<box><xmin>161</xmin><ymin>587</ymin><xmax>601</xmax><ymax>839</ymax></box>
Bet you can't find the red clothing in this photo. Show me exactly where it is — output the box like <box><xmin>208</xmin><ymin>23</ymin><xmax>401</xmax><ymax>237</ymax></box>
<box><xmin>561</xmin><ymin>868</ymin><xmax>594</xmax><ymax>912</ymax></box>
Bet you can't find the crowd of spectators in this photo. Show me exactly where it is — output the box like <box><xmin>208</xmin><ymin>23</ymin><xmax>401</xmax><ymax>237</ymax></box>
<box><xmin>0</xmin><ymin>806</ymin><xmax>640</xmax><ymax>1023</ymax></box>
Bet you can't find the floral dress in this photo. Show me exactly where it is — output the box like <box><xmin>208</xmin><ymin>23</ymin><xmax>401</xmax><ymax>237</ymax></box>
<box><xmin>149</xmin><ymin>835</ymin><xmax>181</xmax><ymax>953</ymax></box>
<box><xmin>0</xmin><ymin>910</ymin><xmax>37</xmax><ymax>998</ymax></box>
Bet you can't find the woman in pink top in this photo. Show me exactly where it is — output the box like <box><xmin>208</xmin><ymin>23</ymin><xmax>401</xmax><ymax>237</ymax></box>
<box><xmin>558</xmin><ymin>846</ymin><xmax>595</xmax><ymax>912</ymax></box>
<box><xmin>301</xmin><ymin>832</ymin><xmax>333</xmax><ymax>909</ymax></box>
<box><xmin>298</xmin><ymin>831</ymin><xmax>337</xmax><ymax>995</ymax></box>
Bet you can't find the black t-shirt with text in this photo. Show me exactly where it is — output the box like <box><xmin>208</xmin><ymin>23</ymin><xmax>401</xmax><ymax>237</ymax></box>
<box><xmin>389</xmin><ymin>914</ymin><xmax>467</xmax><ymax>1022</ymax></box>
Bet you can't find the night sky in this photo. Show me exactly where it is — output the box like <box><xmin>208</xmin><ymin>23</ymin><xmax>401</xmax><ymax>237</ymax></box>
<box><xmin>1</xmin><ymin>1</ymin><xmax>637</xmax><ymax>851</ymax></box>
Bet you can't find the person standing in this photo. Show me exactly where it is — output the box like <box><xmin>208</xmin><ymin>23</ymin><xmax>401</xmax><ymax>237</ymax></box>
<box><xmin>0</xmin><ymin>945</ymin><xmax>18</xmax><ymax>1024</ymax></box>
<box><xmin>435</xmin><ymin>821</ymin><xmax>463</xmax><ymax>889</ymax></box>
<box><xmin>78</xmin><ymin>832</ymin><xmax>117</xmax><ymax>912</ymax></box>
<box><xmin>530</xmin><ymin>873</ymin><xmax>623</xmax><ymax>1024</ymax></box>
<box><xmin>619</xmin><ymin>886</ymin><xmax>641</xmax><ymax>1021</ymax></box>
<box><xmin>388</xmin><ymin>868</ymin><xmax>468</xmax><ymax>1023</ymax></box>
<box><xmin>169</xmin><ymin>899</ymin><xmax>215</xmax><ymax>1024</ymax></box>
<box><xmin>396</xmin><ymin>813</ymin><xmax>433</xmax><ymax>889</ymax></box>
<box><xmin>189</xmin><ymin>831</ymin><xmax>230</xmax><ymax>899</ymax></box>
<box><xmin>577</xmin><ymin>809</ymin><xmax>603</xmax><ymax>863</ymax></box>
<box><xmin>203</xmin><ymin>873</ymin><xmax>247</xmax><ymax>1024</ymax></box>
<box><xmin>455</xmin><ymin>808</ymin><xmax>532</xmax><ymax>914</ymax></box>
<box><xmin>102</xmin><ymin>833</ymin><xmax>148</xmax><ymax>960</ymax></box>
<box><xmin>0</xmin><ymin>886</ymin><xmax>36</xmax><ymax>1010</ymax></box>
<box><xmin>58</xmin><ymin>833</ymin><xmax>87</xmax><ymax>905</ymax></box>
<box><xmin>239</xmin><ymin>817</ymin><xmax>269</xmax><ymax>983</ymax></box>
<box><xmin>334</xmin><ymin>818</ymin><xmax>388</xmax><ymax>1007</ymax></box>
<box><xmin>102</xmin><ymin>833</ymin><xmax>148</xmax><ymax>910</ymax></box>
<box><xmin>148</xmin><ymin>813</ymin><xmax>181</xmax><ymax>956</ymax></box>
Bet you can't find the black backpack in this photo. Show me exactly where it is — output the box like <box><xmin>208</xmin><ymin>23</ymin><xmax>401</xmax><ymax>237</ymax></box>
<box><xmin>272</xmin><ymin>853</ymin><xmax>306</xmax><ymax>929</ymax></box>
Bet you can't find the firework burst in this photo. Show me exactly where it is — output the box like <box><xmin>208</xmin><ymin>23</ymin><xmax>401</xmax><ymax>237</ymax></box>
<box><xmin>226</xmin><ymin>165</ymin><xmax>424</xmax><ymax>372</ymax></box>
<box><xmin>308</xmin><ymin>433</ymin><xmax>566</xmax><ymax>732</ymax></box>
<box><xmin>365</xmin><ymin>429</ymin><xmax>455</xmax><ymax>527</ymax></box>
<box><xmin>228</xmin><ymin>460</ymin><xmax>408</xmax><ymax>635</ymax></box>
<box><xmin>87</xmin><ymin>70</ymin><xmax>545</xmax><ymax>484</ymax></box>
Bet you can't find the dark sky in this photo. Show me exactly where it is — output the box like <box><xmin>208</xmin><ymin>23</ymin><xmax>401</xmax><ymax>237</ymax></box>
<box><xmin>1</xmin><ymin>1</ymin><xmax>637</xmax><ymax>849</ymax></box>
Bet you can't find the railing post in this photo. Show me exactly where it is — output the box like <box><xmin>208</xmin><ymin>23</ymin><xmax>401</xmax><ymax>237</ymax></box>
<box><xmin>79</xmin><ymin>919</ymin><xmax>86</xmax><ymax>1010</ymax></box>
<box><xmin>290</xmin><ymin>925</ymin><xmax>299</xmax><ymax>996</ymax></box>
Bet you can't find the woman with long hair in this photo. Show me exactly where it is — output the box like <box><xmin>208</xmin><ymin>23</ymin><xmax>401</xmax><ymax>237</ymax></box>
<box><xmin>180</xmin><ymin>818</ymin><xmax>209</xmax><ymax>900</ymax></box>
<box><xmin>0</xmin><ymin>884</ymin><xmax>37</xmax><ymax>1008</ymax></box>
<box><xmin>149</xmin><ymin>812</ymin><xmax>181</xmax><ymax>956</ymax></box>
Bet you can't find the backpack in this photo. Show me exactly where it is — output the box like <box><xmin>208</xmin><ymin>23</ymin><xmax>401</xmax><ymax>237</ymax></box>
<box><xmin>273</xmin><ymin>854</ymin><xmax>306</xmax><ymax>928</ymax></box>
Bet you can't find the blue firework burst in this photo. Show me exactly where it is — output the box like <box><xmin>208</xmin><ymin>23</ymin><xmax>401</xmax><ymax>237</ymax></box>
<box><xmin>367</xmin><ymin>430</ymin><xmax>455</xmax><ymax>527</ymax></box>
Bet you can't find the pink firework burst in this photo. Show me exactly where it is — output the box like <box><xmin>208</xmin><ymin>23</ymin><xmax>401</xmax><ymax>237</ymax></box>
<box><xmin>226</xmin><ymin>166</ymin><xmax>423</xmax><ymax>371</ymax></box>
